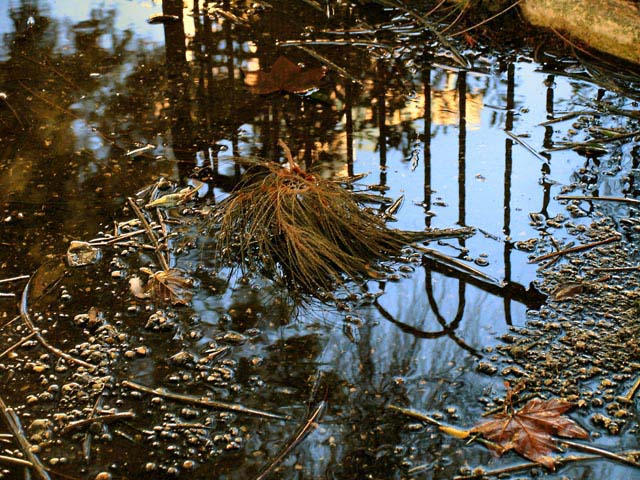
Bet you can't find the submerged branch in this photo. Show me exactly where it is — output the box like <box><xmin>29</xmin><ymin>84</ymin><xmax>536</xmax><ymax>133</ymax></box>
<box><xmin>127</xmin><ymin>198</ymin><xmax>170</xmax><ymax>271</ymax></box>
<box><xmin>254</xmin><ymin>400</ymin><xmax>326</xmax><ymax>480</ymax></box>
<box><xmin>556</xmin><ymin>195</ymin><xmax>640</xmax><ymax>206</ymax></box>
<box><xmin>0</xmin><ymin>396</ymin><xmax>50</xmax><ymax>480</ymax></box>
<box><xmin>62</xmin><ymin>412</ymin><xmax>136</xmax><ymax>434</ymax></box>
<box><xmin>530</xmin><ymin>235</ymin><xmax>621</xmax><ymax>263</ymax></box>
<box><xmin>122</xmin><ymin>381</ymin><xmax>288</xmax><ymax>420</ymax></box>
<box><xmin>20</xmin><ymin>272</ymin><xmax>97</xmax><ymax>371</ymax></box>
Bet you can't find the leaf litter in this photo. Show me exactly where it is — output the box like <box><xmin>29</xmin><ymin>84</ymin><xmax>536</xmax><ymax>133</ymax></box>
<box><xmin>243</xmin><ymin>55</ymin><xmax>326</xmax><ymax>94</ymax></box>
<box><xmin>471</xmin><ymin>394</ymin><xmax>588</xmax><ymax>469</ymax></box>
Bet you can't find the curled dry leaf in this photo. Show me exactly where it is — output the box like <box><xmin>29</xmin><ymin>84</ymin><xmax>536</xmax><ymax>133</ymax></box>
<box><xmin>140</xmin><ymin>268</ymin><xmax>194</xmax><ymax>305</ymax></box>
<box><xmin>243</xmin><ymin>56</ymin><xmax>326</xmax><ymax>95</ymax></box>
<box><xmin>471</xmin><ymin>397</ymin><xmax>589</xmax><ymax>470</ymax></box>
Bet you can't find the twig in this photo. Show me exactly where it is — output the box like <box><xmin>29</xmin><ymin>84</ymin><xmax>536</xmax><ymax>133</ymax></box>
<box><xmin>20</xmin><ymin>273</ymin><xmax>97</xmax><ymax>371</ymax></box>
<box><xmin>0</xmin><ymin>275</ymin><xmax>30</xmax><ymax>285</ymax></box>
<box><xmin>414</xmin><ymin>226</ymin><xmax>476</xmax><ymax>240</ymax></box>
<box><xmin>0</xmin><ymin>396</ymin><xmax>50</xmax><ymax>480</ymax></box>
<box><xmin>62</xmin><ymin>412</ymin><xmax>135</xmax><ymax>434</ymax></box>
<box><xmin>451</xmin><ymin>0</ymin><xmax>523</xmax><ymax>37</ymax></box>
<box><xmin>415</xmin><ymin>246</ymin><xmax>499</xmax><ymax>283</ymax></box>
<box><xmin>82</xmin><ymin>394</ymin><xmax>104</xmax><ymax>463</ymax></box>
<box><xmin>481</xmin><ymin>393</ymin><xmax>539</xmax><ymax>417</ymax></box>
<box><xmin>558</xmin><ymin>439</ymin><xmax>640</xmax><ymax>469</ymax></box>
<box><xmin>253</xmin><ymin>400</ymin><xmax>326</xmax><ymax>480</ymax></box>
<box><xmin>127</xmin><ymin>198</ymin><xmax>170</xmax><ymax>271</ymax></box>
<box><xmin>0</xmin><ymin>331</ymin><xmax>38</xmax><ymax>360</ymax></box>
<box><xmin>452</xmin><ymin>454</ymin><xmax>599</xmax><ymax>479</ymax></box>
<box><xmin>294</xmin><ymin>45</ymin><xmax>363</xmax><ymax>86</ymax></box>
<box><xmin>530</xmin><ymin>235</ymin><xmax>621</xmax><ymax>263</ymax></box>
<box><xmin>387</xmin><ymin>404</ymin><xmax>444</xmax><ymax>427</ymax></box>
<box><xmin>88</xmin><ymin>226</ymin><xmax>162</xmax><ymax>245</ymax></box>
<box><xmin>155</xmin><ymin>209</ymin><xmax>168</xmax><ymax>240</ymax></box>
<box><xmin>544</xmin><ymin>130</ymin><xmax>640</xmax><ymax>152</ymax></box>
<box><xmin>387</xmin><ymin>405</ymin><xmax>473</xmax><ymax>440</ymax></box>
<box><xmin>0</xmin><ymin>454</ymin><xmax>32</xmax><ymax>468</ymax></box>
<box><xmin>504</xmin><ymin>130</ymin><xmax>548</xmax><ymax>162</ymax></box>
<box><xmin>591</xmin><ymin>265</ymin><xmax>640</xmax><ymax>273</ymax></box>
<box><xmin>624</xmin><ymin>376</ymin><xmax>640</xmax><ymax>402</ymax></box>
<box><xmin>121</xmin><ymin>380</ymin><xmax>288</xmax><ymax>420</ymax></box>
<box><xmin>1</xmin><ymin>315</ymin><xmax>21</xmax><ymax>328</ymax></box>
<box><xmin>538</xmin><ymin>110</ymin><xmax>596</xmax><ymax>126</ymax></box>
<box><xmin>0</xmin><ymin>293</ymin><xmax>15</xmax><ymax>298</ymax></box>
<box><xmin>557</xmin><ymin>195</ymin><xmax>640</xmax><ymax>206</ymax></box>
<box><xmin>373</xmin><ymin>0</ymin><xmax>469</xmax><ymax>67</ymax></box>
<box><xmin>540</xmin><ymin>236</ymin><xmax>563</xmax><ymax>270</ymax></box>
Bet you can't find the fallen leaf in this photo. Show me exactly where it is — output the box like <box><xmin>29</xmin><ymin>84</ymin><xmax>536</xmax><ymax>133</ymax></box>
<box><xmin>141</xmin><ymin>268</ymin><xmax>193</xmax><ymax>305</ymax></box>
<box><xmin>244</xmin><ymin>56</ymin><xmax>326</xmax><ymax>94</ymax></box>
<box><xmin>551</xmin><ymin>282</ymin><xmax>584</xmax><ymax>301</ymax></box>
<box><xmin>471</xmin><ymin>397</ymin><xmax>589</xmax><ymax>469</ymax></box>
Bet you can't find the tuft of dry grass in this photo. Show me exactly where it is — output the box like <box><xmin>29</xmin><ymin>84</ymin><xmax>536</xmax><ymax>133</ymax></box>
<box><xmin>208</xmin><ymin>161</ymin><xmax>414</xmax><ymax>293</ymax></box>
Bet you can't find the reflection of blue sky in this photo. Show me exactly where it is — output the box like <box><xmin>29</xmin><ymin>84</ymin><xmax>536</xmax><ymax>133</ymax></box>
<box><xmin>0</xmin><ymin>0</ymin><xmax>164</xmax><ymax>55</ymax></box>
<box><xmin>351</xmin><ymin>62</ymin><xmax>610</xmax><ymax>289</ymax></box>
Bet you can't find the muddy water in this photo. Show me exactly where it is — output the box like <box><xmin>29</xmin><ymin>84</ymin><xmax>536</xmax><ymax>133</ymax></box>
<box><xmin>0</xmin><ymin>1</ymin><xmax>639</xmax><ymax>479</ymax></box>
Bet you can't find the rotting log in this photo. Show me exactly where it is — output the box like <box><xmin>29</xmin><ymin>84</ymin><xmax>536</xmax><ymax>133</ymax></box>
<box><xmin>521</xmin><ymin>0</ymin><xmax>640</xmax><ymax>64</ymax></box>
<box><xmin>449</xmin><ymin>0</ymin><xmax>640</xmax><ymax>64</ymax></box>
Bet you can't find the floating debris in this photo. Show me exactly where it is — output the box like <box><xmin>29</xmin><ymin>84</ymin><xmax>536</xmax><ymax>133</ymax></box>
<box><xmin>66</xmin><ymin>241</ymin><xmax>101</xmax><ymax>267</ymax></box>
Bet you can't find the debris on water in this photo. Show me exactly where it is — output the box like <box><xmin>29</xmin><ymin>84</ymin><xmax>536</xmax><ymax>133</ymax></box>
<box><xmin>551</xmin><ymin>282</ymin><xmax>585</xmax><ymax>301</ymax></box>
<box><xmin>66</xmin><ymin>241</ymin><xmax>101</xmax><ymax>267</ymax></box>
<box><xmin>125</xmin><ymin>144</ymin><xmax>155</xmax><ymax>157</ymax></box>
<box><xmin>140</xmin><ymin>268</ymin><xmax>194</xmax><ymax>306</ymax></box>
<box><xmin>147</xmin><ymin>14</ymin><xmax>180</xmax><ymax>25</ymax></box>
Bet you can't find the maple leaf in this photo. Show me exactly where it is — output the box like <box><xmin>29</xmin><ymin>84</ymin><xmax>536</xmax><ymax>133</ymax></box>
<box><xmin>471</xmin><ymin>397</ymin><xmax>589</xmax><ymax>470</ymax></box>
<box><xmin>140</xmin><ymin>268</ymin><xmax>194</xmax><ymax>306</ymax></box>
<box><xmin>244</xmin><ymin>56</ymin><xmax>326</xmax><ymax>94</ymax></box>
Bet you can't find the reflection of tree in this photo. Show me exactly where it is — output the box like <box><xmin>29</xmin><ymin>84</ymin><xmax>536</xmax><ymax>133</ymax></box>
<box><xmin>0</xmin><ymin>1</ymin><xmax>144</xmax><ymax>274</ymax></box>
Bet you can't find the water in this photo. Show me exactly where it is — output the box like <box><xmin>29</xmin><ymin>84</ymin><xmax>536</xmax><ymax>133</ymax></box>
<box><xmin>0</xmin><ymin>1</ymin><xmax>639</xmax><ymax>479</ymax></box>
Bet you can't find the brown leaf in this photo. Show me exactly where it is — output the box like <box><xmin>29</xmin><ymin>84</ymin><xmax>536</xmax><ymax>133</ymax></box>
<box><xmin>471</xmin><ymin>397</ymin><xmax>589</xmax><ymax>470</ymax></box>
<box><xmin>551</xmin><ymin>282</ymin><xmax>584</xmax><ymax>301</ymax></box>
<box><xmin>244</xmin><ymin>56</ymin><xmax>326</xmax><ymax>94</ymax></box>
<box><xmin>143</xmin><ymin>268</ymin><xmax>193</xmax><ymax>306</ymax></box>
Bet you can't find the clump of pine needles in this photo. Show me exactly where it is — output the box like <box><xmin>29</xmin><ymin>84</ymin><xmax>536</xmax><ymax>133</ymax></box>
<box><xmin>208</xmin><ymin>157</ymin><xmax>415</xmax><ymax>293</ymax></box>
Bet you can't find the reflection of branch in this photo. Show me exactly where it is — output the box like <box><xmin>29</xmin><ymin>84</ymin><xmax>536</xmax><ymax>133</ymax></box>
<box><xmin>421</xmin><ymin>256</ymin><xmax>546</xmax><ymax>309</ymax></box>
<box><xmin>374</xmin><ymin>298</ymin><xmax>481</xmax><ymax>357</ymax></box>
<box><xmin>254</xmin><ymin>399</ymin><xmax>326</xmax><ymax>480</ymax></box>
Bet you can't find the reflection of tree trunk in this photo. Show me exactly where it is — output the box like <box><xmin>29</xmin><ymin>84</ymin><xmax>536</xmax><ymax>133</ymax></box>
<box><xmin>423</xmin><ymin>67</ymin><xmax>432</xmax><ymax>228</ymax></box>
<box><xmin>345</xmin><ymin>83</ymin><xmax>354</xmax><ymax>177</ymax></box>
<box><xmin>456</xmin><ymin>72</ymin><xmax>466</xmax><ymax>234</ymax></box>
<box><xmin>163</xmin><ymin>0</ymin><xmax>193</xmax><ymax>177</ymax></box>
<box><xmin>504</xmin><ymin>63</ymin><xmax>515</xmax><ymax>325</ymax></box>
<box><xmin>376</xmin><ymin>61</ymin><xmax>387</xmax><ymax>186</ymax></box>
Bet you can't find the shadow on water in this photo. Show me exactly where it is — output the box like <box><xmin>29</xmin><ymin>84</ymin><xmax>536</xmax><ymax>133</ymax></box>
<box><xmin>0</xmin><ymin>1</ymin><xmax>639</xmax><ymax>479</ymax></box>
